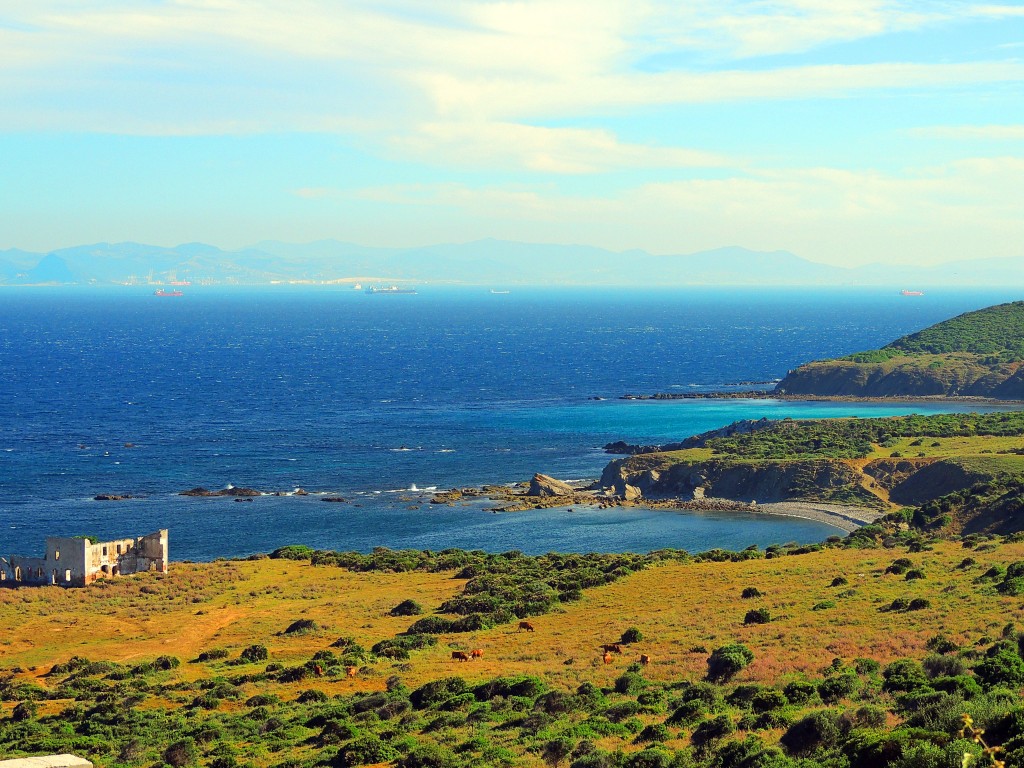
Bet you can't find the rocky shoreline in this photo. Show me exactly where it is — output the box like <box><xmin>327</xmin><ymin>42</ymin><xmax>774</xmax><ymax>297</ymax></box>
<box><xmin>427</xmin><ymin>473</ymin><xmax>881</xmax><ymax>532</ymax></box>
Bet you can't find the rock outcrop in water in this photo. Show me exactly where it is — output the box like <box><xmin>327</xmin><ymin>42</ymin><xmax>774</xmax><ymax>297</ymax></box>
<box><xmin>527</xmin><ymin>473</ymin><xmax>576</xmax><ymax>497</ymax></box>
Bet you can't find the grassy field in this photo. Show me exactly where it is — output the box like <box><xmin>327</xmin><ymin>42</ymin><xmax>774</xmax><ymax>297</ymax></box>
<box><xmin>4</xmin><ymin>538</ymin><xmax>1024</xmax><ymax>768</ymax></box>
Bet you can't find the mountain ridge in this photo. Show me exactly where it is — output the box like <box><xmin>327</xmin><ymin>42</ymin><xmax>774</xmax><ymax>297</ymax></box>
<box><xmin>1</xmin><ymin>239</ymin><xmax>1021</xmax><ymax>286</ymax></box>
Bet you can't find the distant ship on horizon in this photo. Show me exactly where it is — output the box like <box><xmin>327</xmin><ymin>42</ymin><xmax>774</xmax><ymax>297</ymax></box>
<box><xmin>367</xmin><ymin>285</ymin><xmax>417</xmax><ymax>295</ymax></box>
<box><xmin>490</xmin><ymin>289</ymin><xmax>510</xmax><ymax>294</ymax></box>
<box><xmin>154</xmin><ymin>289</ymin><xmax>183</xmax><ymax>297</ymax></box>
<box><xmin>900</xmin><ymin>290</ymin><xmax>924</xmax><ymax>296</ymax></box>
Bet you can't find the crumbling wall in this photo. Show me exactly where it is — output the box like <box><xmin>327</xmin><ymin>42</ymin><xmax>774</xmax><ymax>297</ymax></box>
<box><xmin>2</xmin><ymin>529</ymin><xmax>168</xmax><ymax>588</ymax></box>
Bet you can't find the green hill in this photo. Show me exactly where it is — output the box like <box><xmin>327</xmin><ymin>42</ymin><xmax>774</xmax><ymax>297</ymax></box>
<box><xmin>776</xmin><ymin>301</ymin><xmax>1024</xmax><ymax>399</ymax></box>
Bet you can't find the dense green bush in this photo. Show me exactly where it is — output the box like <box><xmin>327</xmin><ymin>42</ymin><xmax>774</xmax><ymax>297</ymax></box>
<box><xmin>241</xmin><ymin>644</ymin><xmax>269</xmax><ymax>663</ymax></box>
<box><xmin>390</xmin><ymin>599</ymin><xmax>425</xmax><ymax>616</ymax></box>
<box><xmin>706</xmin><ymin>644</ymin><xmax>754</xmax><ymax>683</ymax></box>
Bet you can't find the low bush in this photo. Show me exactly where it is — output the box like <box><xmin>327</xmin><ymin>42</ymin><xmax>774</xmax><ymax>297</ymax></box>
<box><xmin>743</xmin><ymin>608</ymin><xmax>771</xmax><ymax>625</ymax></box>
<box><xmin>389</xmin><ymin>599</ymin><xmax>424</xmax><ymax>617</ymax></box>
<box><xmin>741</xmin><ymin>587</ymin><xmax>762</xmax><ymax>599</ymax></box>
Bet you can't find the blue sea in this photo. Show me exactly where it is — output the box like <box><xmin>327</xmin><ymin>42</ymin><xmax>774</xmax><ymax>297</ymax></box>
<box><xmin>1</xmin><ymin>286</ymin><xmax>1020</xmax><ymax>560</ymax></box>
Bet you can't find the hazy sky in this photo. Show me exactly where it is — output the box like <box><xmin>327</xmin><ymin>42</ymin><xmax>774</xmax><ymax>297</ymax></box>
<box><xmin>1</xmin><ymin>1</ymin><xmax>1023</xmax><ymax>266</ymax></box>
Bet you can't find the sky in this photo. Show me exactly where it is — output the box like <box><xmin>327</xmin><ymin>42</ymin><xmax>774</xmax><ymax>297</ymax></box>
<box><xmin>0</xmin><ymin>1</ymin><xmax>1023</xmax><ymax>267</ymax></box>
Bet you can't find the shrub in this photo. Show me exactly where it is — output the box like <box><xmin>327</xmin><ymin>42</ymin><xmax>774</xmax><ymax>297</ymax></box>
<box><xmin>666</xmin><ymin>700</ymin><xmax>705</xmax><ymax>726</ymax></box>
<box><xmin>926</xmin><ymin>635</ymin><xmax>959</xmax><ymax>655</ymax></box>
<box><xmin>886</xmin><ymin>558</ymin><xmax>913</xmax><ymax>575</ymax></box>
<box><xmin>882</xmin><ymin>659</ymin><xmax>930</xmax><ymax>693</ymax></box>
<box><xmin>812</xmin><ymin>600</ymin><xmax>836</xmax><ymax>611</ymax></box>
<box><xmin>830</xmin><ymin>576</ymin><xmax>848</xmax><ymax>587</ymax></box>
<box><xmin>625</xmin><ymin>748</ymin><xmax>673</xmax><ymax>768</ymax></box>
<box><xmin>818</xmin><ymin>673</ymin><xmax>859</xmax><ymax>704</ymax></box>
<box><xmin>541</xmin><ymin>737</ymin><xmax>576</xmax><ymax>767</ymax></box>
<box><xmin>620</xmin><ymin>627</ymin><xmax>643</xmax><ymax>644</ymax></box>
<box><xmin>905</xmin><ymin>569</ymin><xmax>926</xmax><ymax>581</ymax></box>
<box><xmin>390</xmin><ymin>599</ymin><xmax>424</xmax><ymax>617</ymax></box>
<box><xmin>297</xmin><ymin>689</ymin><xmax>329</xmax><ymax>704</ymax></box>
<box><xmin>336</xmin><ymin>734</ymin><xmax>399</xmax><ymax>767</ymax></box>
<box><xmin>410</xmin><ymin>677</ymin><xmax>470</xmax><ymax>709</ymax></box>
<box><xmin>164</xmin><ymin>739</ymin><xmax>199</xmax><ymax>768</ymax></box>
<box><xmin>11</xmin><ymin>700</ymin><xmax>37</xmax><ymax>721</ymax></box>
<box><xmin>614</xmin><ymin>672</ymin><xmax>646</xmax><ymax>696</ymax></box>
<box><xmin>241</xmin><ymin>644</ymin><xmax>269</xmax><ymax>663</ymax></box>
<box><xmin>691</xmin><ymin>714</ymin><xmax>734</xmax><ymax>748</ymax></box>
<box><xmin>395</xmin><ymin>742</ymin><xmax>460</xmax><ymax>768</ymax></box>
<box><xmin>741</xmin><ymin>587</ymin><xmax>763</xmax><ymax>599</ymax></box>
<box><xmin>975</xmin><ymin>642</ymin><xmax>1024</xmax><ymax>688</ymax></box>
<box><xmin>270</xmin><ymin>545</ymin><xmax>315</xmax><ymax>560</ymax></box>
<box><xmin>780</xmin><ymin>711</ymin><xmax>841</xmax><ymax>757</ymax></box>
<box><xmin>706</xmin><ymin>644</ymin><xmax>754</xmax><ymax>683</ymax></box>
<box><xmin>283</xmin><ymin>619</ymin><xmax>319</xmax><ymax>635</ymax></box>
<box><xmin>635</xmin><ymin>723</ymin><xmax>670</xmax><ymax>743</ymax></box>
<box><xmin>907</xmin><ymin>598</ymin><xmax>931</xmax><ymax>610</ymax></box>
<box><xmin>751</xmin><ymin>689</ymin><xmax>788</xmax><ymax>713</ymax></box>
<box><xmin>783</xmin><ymin>681</ymin><xmax>819</xmax><ymax>705</ymax></box>
<box><xmin>743</xmin><ymin>608</ymin><xmax>771</xmax><ymax>625</ymax></box>
<box><xmin>197</xmin><ymin>648</ymin><xmax>230</xmax><ymax>662</ymax></box>
<box><xmin>888</xmin><ymin>597</ymin><xmax>910</xmax><ymax>612</ymax></box>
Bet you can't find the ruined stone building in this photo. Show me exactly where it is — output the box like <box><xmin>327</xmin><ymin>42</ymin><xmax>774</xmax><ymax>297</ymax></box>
<box><xmin>0</xmin><ymin>530</ymin><xmax>168</xmax><ymax>587</ymax></box>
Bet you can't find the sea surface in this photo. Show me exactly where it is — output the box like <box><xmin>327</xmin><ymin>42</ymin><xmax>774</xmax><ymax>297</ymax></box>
<box><xmin>1</xmin><ymin>286</ymin><xmax>1020</xmax><ymax>560</ymax></box>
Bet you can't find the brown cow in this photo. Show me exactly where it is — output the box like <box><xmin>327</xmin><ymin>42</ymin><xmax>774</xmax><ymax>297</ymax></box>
<box><xmin>602</xmin><ymin>652</ymin><xmax>613</xmax><ymax>665</ymax></box>
<box><xmin>451</xmin><ymin>651</ymin><xmax>470</xmax><ymax>662</ymax></box>
<box><xmin>639</xmin><ymin>654</ymin><xmax>651</xmax><ymax>666</ymax></box>
<box><xmin>313</xmin><ymin>664</ymin><xmax>324</xmax><ymax>676</ymax></box>
<box><xmin>470</xmin><ymin>649</ymin><xmax>484</xmax><ymax>659</ymax></box>
<box><xmin>346</xmin><ymin>666</ymin><xmax>358</xmax><ymax>678</ymax></box>
<box><xmin>601</xmin><ymin>644</ymin><xmax>623</xmax><ymax>654</ymax></box>
<box><xmin>518</xmin><ymin>621</ymin><xmax>535</xmax><ymax>632</ymax></box>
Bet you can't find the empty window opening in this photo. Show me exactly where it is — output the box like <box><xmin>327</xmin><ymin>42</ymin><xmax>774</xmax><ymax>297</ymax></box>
<box><xmin>102</xmin><ymin>546</ymin><xmax>107</xmax><ymax>556</ymax></box>
<box><xmin>64</xmin><ymin>570</ymin><xmax>72</xmax><ymax>582</ymax></box>
<box><xmin>100</xmin><ymin>565</ymin><xmax>109</xmax><ymax>575</ymax></box>
<box><xmin>55</xmin><ymin>550</ymin><xmax>60</xmax><ymax>560</ymax></box>
<box><xmin>116</xmin><ymin>544</ymin><xmax>122</xmax><ymax>554</ymax></box>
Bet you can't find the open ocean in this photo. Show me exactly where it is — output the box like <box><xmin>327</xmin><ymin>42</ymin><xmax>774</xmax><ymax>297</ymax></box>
<box><xmin>1</xmin><ymin>286</ymin><xmax>1020</xmax><ymax>560</ymax></box>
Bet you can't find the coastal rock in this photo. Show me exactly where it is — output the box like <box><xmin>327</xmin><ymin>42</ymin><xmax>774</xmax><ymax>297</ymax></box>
<box><xmin>94</xmin><ymin>494</ymin><xmax>133</xmax><ymax>501</ymax></box>
<box><xmin>527</xmin><ymin>473</ymin><xmax>576</xmax><ymax>497</ymax></box>
<box><xmin>179</xmin><ymin>486</ymin><xmax>263</xmax><ymax>497</ymax></box>
<box><xmin>622</xmin><ymin>484</ymin><xmax>642</xmax><ymax>502</ymax></box>
<box><xmin>321</xmin><ymin>497</ymin><xmax>347</xmax><ymax>503</ymax></box>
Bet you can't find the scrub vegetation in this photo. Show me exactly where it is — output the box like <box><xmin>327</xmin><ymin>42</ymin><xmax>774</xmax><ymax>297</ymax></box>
<box><xmin>4</xmin><ymin>527</ymin><xmax>1024</xmax><ymax>768</ymax></box>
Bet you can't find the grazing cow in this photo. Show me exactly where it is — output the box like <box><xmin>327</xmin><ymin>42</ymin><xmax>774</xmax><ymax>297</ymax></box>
<box><xmin>601</xmin><ymin>644</ymin><xmax>623</xmax><ymax>654</ymax></box>
<box><xmin>470</xmin><ymin>649</ymin><xmax>484</xmax><ymax>659</ymax></box>
<box><xmin>518</xmin><ymin>621</ymin><xmax>535</xmax><ymax>632</ymax></box>
<box><xmin>313</xmin><ymin>664</ymin><xmax>324</xmax><ymax>676</ymax></box>
<box><xmin>346</xmin><ymin>666</ymin><xmax>358</xmax><ymax>678</ymax></box>
<box><xmin>451</xmin><ymin>651</ymin><xmax>470</xmax><ymax>662</ymax></box>
<box><xmin>639</xmin><ymin>654</ymin><xmax>651</xmax><ymax>666</ymax></box>
<box><xmin>603</xmin><ymin>652</ymin><xmax>613</xmax><ymax>665</ymax></box>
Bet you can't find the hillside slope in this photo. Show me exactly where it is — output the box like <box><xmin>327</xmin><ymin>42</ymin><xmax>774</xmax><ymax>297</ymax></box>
<box><xmin>776</xmin><ymin>301</ymin><xmax>1024</xmax><ymax>399</ymax></box>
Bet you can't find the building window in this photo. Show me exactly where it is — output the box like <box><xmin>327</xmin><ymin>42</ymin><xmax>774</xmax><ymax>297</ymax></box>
<box><xmin>102</xmin><ymin>546</ymin><xmax>107</xmax><ymax>556</ymax></box>
<box><xmin>64</xmin><ymin>570</ymin><xmax>72</xmax><ymax>582</ymax></box>
<box><xmin>116</xmin><ymin>544</ymin><xmax>122</xmax><ymax>554</ymax></box>
<box><xmin>55</xmin><ymin>550</ymin><xmax>60</xmax><ymax>560</ymax></box>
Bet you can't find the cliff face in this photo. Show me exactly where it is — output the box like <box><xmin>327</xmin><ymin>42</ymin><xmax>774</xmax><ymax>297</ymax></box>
<box><xmin>600</xmin><ymin>456</ymin><xmax>880</xmax><ymax>506</ymax></box>
<box><xmin>775</xmin><ymin>358</ymin><xmax>1019</xmax><ymax>398</ymax></box>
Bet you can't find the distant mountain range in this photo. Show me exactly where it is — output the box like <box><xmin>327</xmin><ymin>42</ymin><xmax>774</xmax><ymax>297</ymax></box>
<box><xmin>0</xmin><ymin>239</ymin><xmax>1021</xmax><ymax>287</ymax></box>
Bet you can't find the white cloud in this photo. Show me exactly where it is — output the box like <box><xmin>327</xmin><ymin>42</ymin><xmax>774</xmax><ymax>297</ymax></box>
<box><xmin>390</xmin><ymin>122</ymin><xmax>731</xmax><ymax>173</ymax></box>
<box><xmin>913</xmin><ymin>124</ymin><xmax>1024</xmax><ymax>139</ymax></box>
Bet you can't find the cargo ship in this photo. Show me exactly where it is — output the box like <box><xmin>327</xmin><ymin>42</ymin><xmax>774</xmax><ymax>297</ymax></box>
<box><xmin>154</xmin><ymin>289</ymin><xmax>183</xmax><ymax>297</ymax></box>
<box><xmin>367</xmin><ymin>285</ymin><xmax>417</xmax><ymax>294</ymax></box>
<box><xmin>900</xmin><ymin>290</ymin><xmax>924</xmax><ymax>296</ymax></box>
